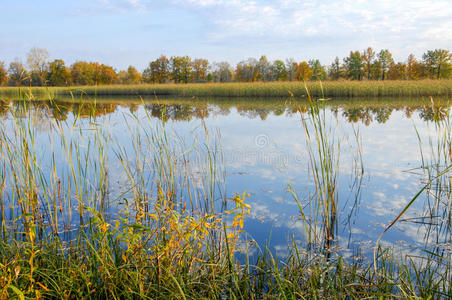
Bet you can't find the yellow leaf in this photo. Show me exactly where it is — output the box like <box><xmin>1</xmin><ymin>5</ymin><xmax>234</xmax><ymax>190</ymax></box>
<box><xmin>36</xmin><ymin>289</ymin><xmax>42</xmax><ymax>300</ymax></box>
<box><xmin>36</xmin><ymin>282</ymin><xmax>49</xmax><ymax>292</ymax></box>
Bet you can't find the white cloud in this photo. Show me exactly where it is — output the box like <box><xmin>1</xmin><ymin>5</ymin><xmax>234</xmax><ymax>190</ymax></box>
<box><xmin>96</xmin><ymin>0</ymin><xmax>149</xmax><ymax>11</ymax></box>
<box><xmin>173</xmin><ymin>0</ymin><xmax>452</xmax><ymax>58</ymax></box>
<box><xmin>367</xmin><ymin>192</ymin><xmax>411</xmax><ymax>217</ymax></box>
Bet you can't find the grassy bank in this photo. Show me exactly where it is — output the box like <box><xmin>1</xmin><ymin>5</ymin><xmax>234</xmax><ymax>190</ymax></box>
<box><xmin>0</xmin><ymin>98</ymin><xmax>450</xmax><ymax>298</ymax></box>
<box><xmin>1</xmin><ymin>79</ymin><xmax>452</xmax><ymax>99</ymax></box>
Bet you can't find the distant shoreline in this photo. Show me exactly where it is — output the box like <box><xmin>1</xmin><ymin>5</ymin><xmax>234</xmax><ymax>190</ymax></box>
<box><xmin>1</xmin><ymin>80</ymin><xmax>452</xmax><ymax>99</ymax></box>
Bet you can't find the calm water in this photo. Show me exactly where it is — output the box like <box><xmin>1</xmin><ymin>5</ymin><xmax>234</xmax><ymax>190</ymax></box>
<box><xmin>0</xmin><ymin>97</ymin><xmax>451</xmax><ymax>261</ymax></box>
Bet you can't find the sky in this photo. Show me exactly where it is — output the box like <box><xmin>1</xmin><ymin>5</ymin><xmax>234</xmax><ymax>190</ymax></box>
<box><xmin>1</xmin><ymin>0</ymin><xmax>451</xmax><ymax>71</ymax></box>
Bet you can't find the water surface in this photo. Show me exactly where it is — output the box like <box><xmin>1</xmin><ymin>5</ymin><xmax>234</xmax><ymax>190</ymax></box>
<box><xmin>1</xmin><ymin>96</ymin><xmax>450</xmax><ymax>261</ymax></box>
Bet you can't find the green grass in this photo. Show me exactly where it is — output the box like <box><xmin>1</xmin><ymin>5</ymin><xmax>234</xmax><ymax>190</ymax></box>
<box><xmin>1</xmin><ymin>79</ymin><xmax>452</xmax><ymax>100</ymax></box>
<box><xmin>0</xmin><ymin>96</ymin><xmax>450</xmax><ymax>298</ymax></box>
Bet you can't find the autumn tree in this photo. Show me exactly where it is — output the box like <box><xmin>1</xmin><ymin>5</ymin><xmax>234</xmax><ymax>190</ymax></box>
<box><xmin>406</xmin><ymin>54</ymin><xmax>424</xmax><ymax>80</ymax></box>
<box><xmin>377</xmin><ymin>49</ymin><xmax>394</xmax><ymax>80</ymax></box>
<box><xmin>192</xmin><ymin>58</ymin><xmax>209</xmax><ymax>82</ymax></box>
<box><xmin>98</xmin><ymin>64</ymin><xmax>118</xmax><ymax>84</ymax></box>
<box><xmin>0</xmin><ymin>62</ymin><xmax>8</xmax><ymax>86</ymax></box>
<box><xmin>422</xmin><ymin>49</ymin><xmax>452</xmax><ymax>79</ymax></box>
<box><xmin>295</xmin><ymin>61</ymin><xmax>312</xmax><ymax>81</ymax></box>
<box><xmin>143</xmin><ymin>56</ymin><xmax>170</xmax><ymax>83</ymax></box>
<box><xmin>361</xmin><ymin>47</ymin><xmax>375</xmax><ymax>80</ymax></box>
<box><xmin>118</xmin><ymin>71</ymin><xmax>128</xmax><ymax>84</ymax></box>
<box><xmin>235</xmin><ymin>63</ymin><xmax>247</xmax><ymax>82</ymax></box>
<box><xmin>127</xmin><ymin>66</ymin><xmax>141</xmax><ymax>84</ymax></box>
<box><xmin>47</xmin><ymin>59</ymin><xmax>71</xmax><ymax>86</ymax></box>
<box><xmin>8</xmin><ymin>60</ymin><xmax>28</xmax><ymax>86</ymax></box>
<box><xmin>70</xmin><ymin>61</ymin><xmax>117</xmax><ymax>85</ymax></box>
<box><xmin>343</xmin><ymin>51</ymin><xmax>363</xmax><ymax>80</ymax></box>
<box><xmin>236</xmin><ymin>58</ymin><xmax>259</xmax><ymax>82</ymax></box>
<box><xmin>71</xmin><ymin>61</ymin><xmax>96</xmax><ymax>85</ymax></box>
<box><xmin>119</xmin><ymin>66</ymin><xmax>141</xmax><ymax>84</ymax></box>
<box><xmin>387</xmin><ymin>62</ymin><xmax>407</xmax><ymax>80</ymax></box>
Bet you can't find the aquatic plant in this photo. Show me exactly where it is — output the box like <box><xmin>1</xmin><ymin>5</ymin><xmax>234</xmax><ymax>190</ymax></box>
<box><xmin>0</xmin><ymin>97</ymin><xmax>450</xmax><ymax>298</ymax></box>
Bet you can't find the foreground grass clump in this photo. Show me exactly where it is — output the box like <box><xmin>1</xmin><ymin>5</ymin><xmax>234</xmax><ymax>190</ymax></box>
<box><xmin>1</xmin><ymin>79</ymin><xmax>452</xmax><ymax>99</ymax></box>
<box><xmin>2</xmin><ymin>237</ymin><xmax>450</xmax><ymax>298</ymax></box>
<box><xmin>0</xmin><ymin>99</ymin><xmax>450</xmax><ymax>298</ymax></box>
<box><xmin>0</xmin><ymin>194</ymin><xmax>251</xmax><ymax>298</ymax></box>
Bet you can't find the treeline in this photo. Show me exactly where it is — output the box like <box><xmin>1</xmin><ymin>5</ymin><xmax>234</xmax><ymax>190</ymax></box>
<box><xmin>0</xmin><ymin>47</ymin><xmax>451</xmax><ymax>87</ymax></box>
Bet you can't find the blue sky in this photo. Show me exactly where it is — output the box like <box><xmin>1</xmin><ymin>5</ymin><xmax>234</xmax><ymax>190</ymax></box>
<box><xmin>1</xmin><ymin>0</ymin><xmax>451</xmax><ymax>71</ymax></box>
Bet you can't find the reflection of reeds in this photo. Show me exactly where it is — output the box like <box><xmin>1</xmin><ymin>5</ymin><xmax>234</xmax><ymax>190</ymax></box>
<box><xmin>373</xmin><ymin>96</ymin><xmax>451</xmax><ymax>294</ymax></box>
<box><xmin>289</xmin><ymin>87</ymin><xmax>341</xmax><ymax>254</ymax></box>
<box><xmin>420</xmin><ymin>98</ymin><xmax>452</xmax><ymax>253</ymax></box>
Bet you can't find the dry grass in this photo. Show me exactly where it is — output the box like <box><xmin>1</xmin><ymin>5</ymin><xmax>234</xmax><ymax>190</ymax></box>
<box><xmin>1</xmin><ymin>80</ymin><xmax>452</xmax><ymax>99</ymax></box>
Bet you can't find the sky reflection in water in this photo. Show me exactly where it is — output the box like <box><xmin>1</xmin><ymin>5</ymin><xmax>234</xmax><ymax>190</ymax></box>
<box><xmin>1</xmin><ymin>97</ymin><xmax>450</xmax><ymax>260</ymax></box>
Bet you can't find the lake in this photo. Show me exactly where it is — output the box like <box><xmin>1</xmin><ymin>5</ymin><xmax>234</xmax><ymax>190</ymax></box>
<box><xmin>0</xmin><ymin>96</ymin><xmax>450</xmax><ymax>263</ymax></box>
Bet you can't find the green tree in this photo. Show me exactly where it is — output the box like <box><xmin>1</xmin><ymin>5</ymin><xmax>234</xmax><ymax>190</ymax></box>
<box><xmin>328</xmin><ymin>57</ymin><xmax>342</xmax><ymax>80</ymax></box>
<box><xmin>47</xmin><ymin>59</ymin><xmax>71</xmax><ymax>86</ymax></box>
<box><xmin>422</xmin><ymin>49</ymin><xmax>452</xmax><ymax>79</ymax></box>
<box><xmin>272</xmin><ymin>60</ymin><xmax>288</xmax><ymax>81</ymax></box>
<box><xmin>370</xmin><ymin>60</ymin><xmax>381</xmax><ymax>80</ymax></box>
<box><xmin>377</xmin><ymin>49</ymin><xmax>394</xmax><ymax>80</ymax></box>
<box><xmin>343</xmin><ymin>51</ymin><xmax>363</xmax><ymax>80</ymax></box>
<box><xmin>171</xmin><ymin>56</ymin><xmax>192</xmax><ymax>83</ymax></box>
<box><xmin>308</xmin><ymin>59</ymin><xmax>327</xmax><ymax>80</ymax></box>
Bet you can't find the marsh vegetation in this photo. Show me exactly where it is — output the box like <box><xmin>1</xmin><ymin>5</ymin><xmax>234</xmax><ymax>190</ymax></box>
<box><xmin>0</xmin><ymin>94</ymin><xmax>451</xmax><ymax>298</ymax></box>
<box><xmin>1</xmin><ymin>80</ymin><xmax>452</xmax><ymax>100</ymax></box>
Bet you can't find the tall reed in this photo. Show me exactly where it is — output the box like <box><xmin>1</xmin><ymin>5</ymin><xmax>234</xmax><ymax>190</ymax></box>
<box><xmin>0</xmin><ymin>100</ymin><xmax>249</xmax><ymax>298</ymax></box>
<box><xmin>1</xmin><ymin>80</ymin><xmax>452</xmax><ymax>99</ymax></box>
